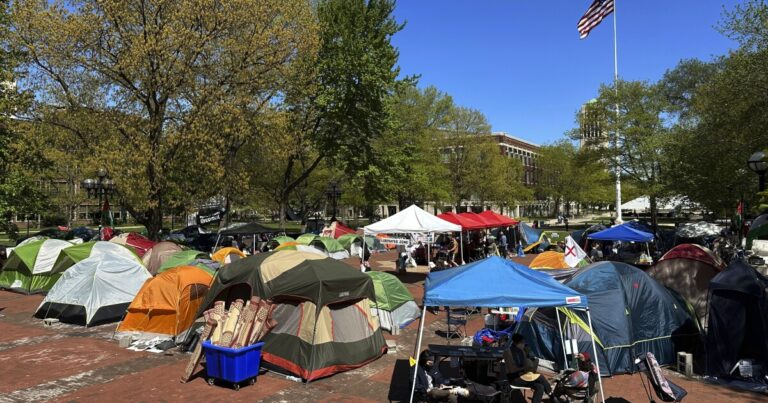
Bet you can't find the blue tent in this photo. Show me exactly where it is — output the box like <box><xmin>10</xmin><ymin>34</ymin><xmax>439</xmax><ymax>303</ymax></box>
<box><xmin>518</xmin><ymin>221</ymin><xmax>541</xmax><ymax>245</ymax></box>
<box><xmin>587</xmin><ymin>223</ymin><xmax>654</xmax><ymax>242</ymax></box>
<box><xmin>424</xmin><ymin>256</ymin><xmax>587</xmax><ymax>308</ymax></box>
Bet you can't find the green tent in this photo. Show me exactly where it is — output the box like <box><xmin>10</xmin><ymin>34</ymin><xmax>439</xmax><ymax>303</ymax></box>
<box><xmin>364</xmin><ymin>235</ymin><xmax>386</xmax><ymax>252</ymax></box>
<box><xmin>337</xmin><ymin>234</ymin><xmax>362</xmax><ymax>250</ymax></box>
<box><xmin>267</xmin><ymin>236</ymin><xmax>296</xmax><ymax>250</ymax></box>
<box><xmin>296</xmin><ymin>233</ymin><xmax>320</xmax><ymax>245</ymax></box>
<box><xmin>156</xmin><ymin>250</ymin><xmax>214</xmax><ymax>275</ymax></box>
<box><xmin>0</xmin><ymin>239</ymin><xmax>74</xmax><ymax>294</ymax></box>
<box><xmin>366</xmin><ymin>271</ymin><xmax>420</xmax><ymax>333</ymax></box>
<box><xmin>309</xmin><ymin>237</ymin><xmax>350</xmax><ymax>259</ymax></box>
<box><xmin>52</xmin><ymin>241</ymin><xmax>141</xmax><ymax>273</ymax></box>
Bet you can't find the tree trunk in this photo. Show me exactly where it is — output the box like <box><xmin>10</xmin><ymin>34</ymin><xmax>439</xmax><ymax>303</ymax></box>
<box><xmin>279</xmin><ymin>198</ymin><xmax>287</xmax><ymax>231</ymax></box>
<box><xmin>650</xmin><ymin>195</ymin><xmax>658</xmax><ymax>235</ymax></box>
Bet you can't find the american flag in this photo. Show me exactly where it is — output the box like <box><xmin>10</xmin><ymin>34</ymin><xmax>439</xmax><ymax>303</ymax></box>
<box><xmin>577</xmin><ymin>0</ymin><xmax>614</xmax><ymax>39</ymax></box>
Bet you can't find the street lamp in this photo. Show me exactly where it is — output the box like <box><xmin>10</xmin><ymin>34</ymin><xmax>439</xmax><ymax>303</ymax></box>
<box><xmin>82</xmin><ymin>168</ymin><xmax>116</xmax><ymax>235</ymax></box>
<box><xmin>748</xmin><ymin>151</ymin><xmax>767</xmax><ymax>192</ymax></box>
<box><xmin>325</xmin><ymin>181</ymin><xmax>343</xmax><ymax>222</ymax></box>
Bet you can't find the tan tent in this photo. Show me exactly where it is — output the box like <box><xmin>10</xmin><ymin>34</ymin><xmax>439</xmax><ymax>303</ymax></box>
<box><xmin>142</xmin><ymin>241</ymin><xmax>184</xmax><ymax>275</ymax></box>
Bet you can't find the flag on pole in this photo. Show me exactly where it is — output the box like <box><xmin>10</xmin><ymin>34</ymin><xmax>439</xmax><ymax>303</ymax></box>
<box><xmin>577</xmin><ymin>0</ymin><xmax>614</xmax><ymax>39</ymax></box>
<box><xmin>564</xmin><ymin>236</ymin><xmax>587</xmax><ymax>268</ymax></box>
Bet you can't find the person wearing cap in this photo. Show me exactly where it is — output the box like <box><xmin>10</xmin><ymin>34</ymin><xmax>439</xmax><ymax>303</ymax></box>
<box><xmin>503</xmin><ymin>334</ymin><xmax>558</xmax><ymax>403</ymax></box>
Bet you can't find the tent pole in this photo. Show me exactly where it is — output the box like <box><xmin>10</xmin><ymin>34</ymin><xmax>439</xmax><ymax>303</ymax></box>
<box><xmin>556</xmin><ymin>308</ymin><xmax>569</xmax><ymax>370</ymax></box>
<box><xmin>586</xmin><ymin>308</ymin><xmax>606</xmax><ymax>403</ymax></box>
<box><xmin>460</xmin><ymin>231</ymin><xmax>464</xmax><ymax>265</ymax></box>
<box><xmin>410</xmin><ymin>304</ymin><xmax>428</xmax><ymax>403</ymax></box>
<box><xmin>427</xmin><ymin>232</ymin><xmax>431</xmax><ymax>271</ymax></box>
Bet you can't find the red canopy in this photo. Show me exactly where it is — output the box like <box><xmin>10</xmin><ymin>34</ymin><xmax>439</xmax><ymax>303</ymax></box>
<box><xmin>459</xmin><ymin>212</ymin><xmax>497</xmax><ymax>229</ymax></box>
<box><xmin>478</xmin><ymin>210</ymin><xmax>518</xmax><ymax>226</ymax></box>
<box><xmin>437</xmin><ymin>212</ymin><xmax>485</xmax><ymax>230</ymax></box>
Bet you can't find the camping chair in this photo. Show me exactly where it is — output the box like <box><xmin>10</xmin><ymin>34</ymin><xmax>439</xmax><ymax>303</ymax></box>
<box><xmin>443</xmin><ymin>308</ymin><xmax>470</xmax><ymax>342</ymax></box>
<box><xmin>635</xmin><ymin>352</ymin><xmax>687</xmax><ymax>402</ymax></box>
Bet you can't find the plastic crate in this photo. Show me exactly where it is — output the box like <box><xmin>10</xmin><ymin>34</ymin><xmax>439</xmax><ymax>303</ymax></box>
<box><xmin>203</xmin><ymin>341</ymin><xmax>265</xmax><ymax>386</ymax></box>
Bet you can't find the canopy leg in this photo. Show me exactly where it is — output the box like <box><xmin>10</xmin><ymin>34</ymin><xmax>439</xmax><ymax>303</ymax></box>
<box><xmin>556</xmin><ymin>308</ymin><xmax>569</xmax><ymax>371</ymax></box>
<box><xmin>586</xmin><ymin>308</ymin><xmax>606</xmax><ymax>403</ymax></box>
<box><xmin>460</xmin><ymin>232</ymin><xmax>465</xmax><ymax>265</ymax></box>
<box><xmin>409</xmin><ymin>304</ymin><xmax>428</xmax><ymax>403</ymax></box>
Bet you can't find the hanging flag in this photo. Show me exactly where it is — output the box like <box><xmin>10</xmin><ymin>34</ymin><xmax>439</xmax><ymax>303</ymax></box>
<box><xmin>564</xmin><ymin>236</ymin><xmax>587</xmax><ymax>268</ymax></box>
<box><xmin>577</xmin><ymin>0</ymin><xmax>614</xmax><ymax>39</ymax></box>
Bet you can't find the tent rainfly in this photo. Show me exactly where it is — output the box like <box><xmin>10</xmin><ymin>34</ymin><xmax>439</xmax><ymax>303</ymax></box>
<box><xmin>410</xmin><ymin>256</ymin><xmax>605</xmax><ymax>403</ymax></box>
<box><xmin>0</xmin><ymin>239</ymin><xmax>74</xmax><ymax>294</ymax></box>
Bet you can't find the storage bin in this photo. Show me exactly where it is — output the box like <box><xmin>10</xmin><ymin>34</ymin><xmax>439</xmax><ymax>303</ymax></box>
<box><xmin>203</xmin><ymin>341</ymin><xmax>265</xmax><ymax>389</ymax></box>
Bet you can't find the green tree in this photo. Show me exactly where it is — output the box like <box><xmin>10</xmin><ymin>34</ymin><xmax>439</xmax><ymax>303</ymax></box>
<box><xmin>11</xmin><ymin>0</ymin><xmax>316</xmax><ymax>238</ymax></box>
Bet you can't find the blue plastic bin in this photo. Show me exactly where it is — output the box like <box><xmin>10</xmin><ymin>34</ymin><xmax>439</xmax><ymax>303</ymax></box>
<box><xmin>203</xmin><ymin>341</ymin><xmax>265</xmax><ymax>385</ymax></box>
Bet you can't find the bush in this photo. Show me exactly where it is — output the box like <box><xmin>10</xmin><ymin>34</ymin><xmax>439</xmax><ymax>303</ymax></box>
<box><xmin>42</xmin><ymin>214</ymin><xmax>68</xmax><ymax>227</ymax></box>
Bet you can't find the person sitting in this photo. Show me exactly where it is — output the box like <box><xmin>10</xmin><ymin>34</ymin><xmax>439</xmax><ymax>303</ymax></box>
<box><xmin>504</xmin><ymin>334</ymin><xmax>559</xmax><ymax>403</ymax></box>
<box><xmin>411</xmin><ymin>350</ymin><xmax>469</xmax><ymax>403</ymax></box>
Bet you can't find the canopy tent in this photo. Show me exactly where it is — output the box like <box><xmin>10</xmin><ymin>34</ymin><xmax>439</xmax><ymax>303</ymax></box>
<box><xmin>210</xmin><ymin>247</ymin><xmax>246</xmax><ymax>265</ymax></box>
<box><xmin>587</xmin><ymin>223</ymin><xmax>654</xmax><ymax>242</ymax></box>
<box><xmin>436</xmin><ymin>212</ymin><xmax>485</xmax><ymax>230</ymax></box>
<box><xmin>35</xmin><ymin>254</ymin><xmax>151</xmax><ymax>326</ymax></box>
<box><xmin>156</xmin><ymin>250</ymin><xmax>215</xmax><ymax>275</ymax></box>
<box><xmin>706</xmin><ymin>260</ymin><xmax>768</xmax><ymax>380</ymax></box>
<box><xmin>621</xmin><ymin>196</ymin><xmax>686</xmax><ymax>212</ymax></box>
<box><xmin>0</xmin><ymin>239</ymin><xmax>74</xmax><ymax>294</ymax></box>
<box><xmin>459</xmin><ymin>212</ymin><xmax>496</xmax><ymax>229</ymax></box>
<box><xmin>648</xmin><ymin>244</ymin><xmax>722</xmax><ymax>329</ymax></box>
<box><xmin>366</xmin><ymin>271</ymin><xmax>420</xmax><ymax>333</ymax></box>
<box><xmin>109</xmin><ymin>233</ymin><xmax>157</xmax><ymax>258</ymax></box>
<box><xmin>117</xmin><ymin>265</ymin><xmax>213</xmax><ymax>338</ymax></box>
<box><xmin>478</xmin><ymin>210</ymin><xmax>518</xmax><ymax>226</ymax></box>
<box><xmin>142</xmin><ymin>241</ymin><xmax>184</xmax><ymax>275</ymax></box>
<box><xmin>364</xmin><ymin>205</ymin><xmax>461</xmax><ymax>234</ymax></box>
<box><xmin>197</xmin><ymin>251</ymin><xmax>386</xmax><ymax>381</ymax></box>
<box><xmin>521</xmin><ymin>261</ymin><xmax>702</xmax><ymax>376</ymax></box>
<box><xmin>52</xmin><ymin>241</ymin><xmax>141</xmax><ymax>274</ymax></box>
<box><xmin>410</xmin><ymin>256</ymin><xmax>604</xmax><ymax>402</ymax></box>
<box><xmin>309</xmin><ymin>237</ymin><xmax>351</xmax><ymax>260</ymax></box>
<box><xmin>321</xmin><ymin>221</ymin><xmax>357</xmax><ymax>239</ymax></box>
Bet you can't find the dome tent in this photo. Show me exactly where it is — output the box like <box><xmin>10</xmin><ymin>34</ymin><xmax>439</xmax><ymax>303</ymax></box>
<box><xmin>35</xmin><ymin>254</ymin><xmax>151</xmax><ymax>326</ymax></box>
<box><xmin>156</xmin><ymin>250</ymin><xmax>216</xmax><ymax>275</ymax></box>
<box><xmin>52</xmin><ymin>241</ymin><xmax>141</xmax><ymax>273</ymax></box>
<box><xmin>210</xmin><ymin>247</ymin><xmax>246</xmax><ymax>265</ymax></box>
<box><xmin>109</xmin><ymin>232</ymin><xmax>157</xmax><ymax>258</ymax></box>
<box><xmin>0</xmin><ymin>239</ymin><xmax>74</xmax><ymax>294</ymax></box>
<box><xmin>142</xmin><ymin>241</ymin><xmax>184</xmax><ymax>275</ymax></box>
<box><xmin>366</xmin><ymin>271</ymin><xmax>420</xmax><ymax>333</ymax></box>
<box><xmin>118</xmin><ymin>266</ymin><xmax>213</xmax><ymax>338</ymax></box>
<box><xmin>309</xmin><ymin>237</ymin><xmax>351</xmax><ymax>260</ymax></box>
<box><xmin>267</xmin><ymin>236</ymin><xmax>295</xmax><ymax>250</ymax></box>
<box><xmin>196</xmin><ymin>251</ymin><xmax>386</xmax><ymax>381</ymax></box>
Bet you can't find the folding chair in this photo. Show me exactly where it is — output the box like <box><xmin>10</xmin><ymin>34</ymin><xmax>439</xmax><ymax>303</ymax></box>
<box><xmin>444</xmin><ymin>308</ymin><xmax>469</xmax><ymax>342</ymax></box>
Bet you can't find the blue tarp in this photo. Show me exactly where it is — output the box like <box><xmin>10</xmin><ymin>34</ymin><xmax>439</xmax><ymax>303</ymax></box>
<box><xmin>587</xmin><ymin>223</ymin><xmax>654</xmax><ymax>242</ymax></box>
<box><xmin>423</xmin><ymin>256</ymin><xmax>588</xmax><ymax>308</ymax></box>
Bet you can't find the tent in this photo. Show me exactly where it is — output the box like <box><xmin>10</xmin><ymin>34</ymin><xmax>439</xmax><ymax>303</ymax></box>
<box><xmin>478</xmin><ymin>210</ymin><xmax>518</xmax><ymax>226</ymax></box>
<box><xmin>675</xmin><ymin>222</ymin><xmax>724</xmax><ymax>239</ymax></box>
<box><xmin>309</xmin><ymin>237</ymin><xmax>351</xmax><ymax>260</ymax></box>
<box><xmin>436</xmin><ymin>212</ymin><xmax>485</xmax><ymax>230</ymax></box>
<box><xmin>197</xmin><ymin>251</ymin><xmax>386</xmax><ymax>381</ymax></box>
<box><xmin>142</xmin><ymin>241</ymin><xmax>184</xmax><ymax>275</ymax></box>
<box><xmin>117</xmin><ymin>265</ymin><xmax>213</xmax><ymax>337</ymax></box>
<box><xmin>267</xmin><ymin>236</ymin><xmax>295</xmax><ymax>250</ymax></box>
<box><xmin>587</xmin><ymin>223</ymin><xmax>654</xmax><ymax>242</ymax></box>
<box><xmin>706</xmin><ymin>260</ymin><xmax>768</xmax><ymax>379</ymax></box>
<box><xmin>275</xmin><ymin>242</ymin><xmax>299</xmax><ymax>251</ymax></box>
<box><xmin>156</xmin><ymin>250</ymin><xmax>215</xmax><ymax>275</ymax></box>
<box><xmin>337</xmin><ymin>234</ymin><xmax>363</xmax><ymax>250</ymax></box>
<box><xmin>528</xmin><ymin>251</ymin><xmax>587</xmax><ymax>270</ymax></box>
<box><xmin>0</xmin><ymin>239</ymin><xmax>74</xmax><ymax>294</ymax></box>
<box><xmin>296</xmin><ymin>233</ymin><xmax>320</xmax><ymax>245</ymax></box>
<box><xmin>366</xmin><ymin>271</ymin><xmax>420</xmax><ymax>333</ymax></box>
<box><xmin>459</xmin><ymin>212</ymin><xmax>495</xmax><ymax>229</ymax></box>
<box><xmin>52</xmin><ymin>241</ymin><xmax>141</xmax><ymax>274</ymax></box>
<box><xmin>320</xmin><ymin>221</ymin><xmax>357</xmax><ymax>239</ymax></box>
<box><xmin>747</xmin><ymin>213</ymin><xmax>768</xmax><ymax>250</ymax></box>
<box><xmin>520</xmin><ymin>261</ymin><xmax>701</xmax><ymax>376</ymax></box>
<box><xmin>411</xmin><ymin>256</ymin><xmax>604</xmax><ymax>402</ymax></box>
<box><xmin>518</xmin><ymin>221</ymin><xmax>549</xmax><ymax>253</ymax></box>
<box><xmin>210</xmin><ymin>247</ymin><xmax>246</xmax><ymax>265</ymax></box>
<box><xmin>648</xmin><ymin>244</ymin><xmax>722</xmax><ymax>329</ymax></box>
<box><xmin>109</xmin><ymin>233</ymin><xmax>157</xmax><ymax>258</ymax></box>
<box><xmin>34</xmin><ymin>254</ymin><xmax>151</xmax><ymax>326</ymax></box>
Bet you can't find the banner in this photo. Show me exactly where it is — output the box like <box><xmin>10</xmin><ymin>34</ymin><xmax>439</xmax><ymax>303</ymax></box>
<box><xmin>196</xmin><ymin>207</ymin><xmax>227</xmax><ymax>226</ymax></box>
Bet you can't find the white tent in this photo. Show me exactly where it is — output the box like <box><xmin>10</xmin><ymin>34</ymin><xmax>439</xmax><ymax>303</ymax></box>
<box><xmin>31</xmin><ymin>239</ymin><xmax>73</xmax><ymax>275</ymax></box>
<box><xmin>364</xmin><ymin>205</ymin><xmax>461</xmax><ymax>234</ymax></box>
<box><xmin>621</xmin><ymin>196</ymin><xmax>687</xmax><ymax>212</ymax></box>
<box><xmin>35</xmin><ymin>254</ymin><xmax>151</xmax><ymax>326</ymax></box>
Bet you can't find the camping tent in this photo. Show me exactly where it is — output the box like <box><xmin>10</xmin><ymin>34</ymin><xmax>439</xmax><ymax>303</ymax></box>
<box><xmin>747</xmin><ymin>213</ymin><xmax>768</xmax><ymax>250</ymax></box>
<box><xmin>0</xmin><ymin>239</ymin><xmax>74</xmax><ymax>294</ymax></box>
<box><xmin>52</xmin><ymin>241</ymin><xmax>141</xmax><ymax>274</ymax></box>
<box><xmin>648</xmin><ymin>244</ymin><xmax>722</xmax><ymax>329</ymax></box>
<box><xmin>267</xmin><ymin>236</ymin><xmax>295</xmax><ymax>250</ymax></box>
<box><xmin>529</xmin><ymin>251</ymin><xmax>587</xmax><ymax>270</ymax></box>
<box><xmin>321</xmin><ymin>221</ymin><xmax>357</xmax><ymax>239</ymax></box>
<box><xmin>34</xmin><ymin>254</ymin><xmax>151</xmax><ymax>326</ymax></box>
<box><xmin>518</xmin><ymin>221</ymin><xmax>549</xmax><ymax>253</ymax></box>
<box><xmin>366</xmin><ymin>271</ymin><xmax>420</xmax><ymax>333</ymax></box>
<box><xmin>587</xmin><ymin>223</ymin><xmax>654</xmax><ymax>242</ymax></box>
<box><xmin>211</xmin><ymin>247</ymin><xmax>246</xmax><ymax>265</ymax></box>
<box><xmin>197</xmin><ymin>251</ymin><xmax>386</xmax><ymax>381</ymax></box>
<box><xmin>156</xmin><ymin>250</ymin><xmax>215</xmax><ymax>274</ymax></box>
<box><xmin>411</xmin><ymin>256</ymin><xmax>604</xmax><ymax>402</ymax></box>
<box><xmin>520</xmin><ymin>261</ymin><xmax>701</xmax><ymax>376</ymax></box>
<box><xmin>109</xmin><ymin>233</ymin><xmax>157</xmax><ymax>258</ymax></box>
<box><xmin>309</xmin><ymin>237</ymin><xmax>351</xmax><ymax>260</ymax></box>
<box><xmin>117</xmin><ymin>265</ymin><xmax>213</xmax><ymax>337</ymax></box>
<box><xmin>296</xmin><ymin>233</ymin><xmax>320</xmax><ymax>245</ymax></box>
<box><xmin>142</xmin><ymin>241</ymin><xmax>184</xmax><ymax>275</ymax></box>
<box><xmin>478</xmin><ymin>210</ymin><xmax>518</xmax><ymax>226</ymax></box>
<box><xmin>706</xmin><ymin>260</ymin><xmax>768</xmax><ymax>379</ymax></box>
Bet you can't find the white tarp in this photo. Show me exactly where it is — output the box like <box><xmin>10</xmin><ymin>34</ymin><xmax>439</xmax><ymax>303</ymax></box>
<box><xmin>37</xmin><ymin>254</ymin><xmax>151</xmax><ymax>324</ymax></box>
<box><xmin>363</xmin><ymin>205</ymin><xmax>461</xmax><ymax>235</ymax></box>
<box><xmin>31</xmin><ymin>239</ymin><xmax>73</xmax><ymax>275</ymax></box>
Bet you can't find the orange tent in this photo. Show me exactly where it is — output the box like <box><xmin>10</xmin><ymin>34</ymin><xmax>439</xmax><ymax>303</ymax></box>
<box><xmin>528</xmin><ymin>251</ymin><xmax>570</xmax><ymax>269</ymax></box>
<box><xmin>211</xmin><ymin>247</ymin><xmax>246</xmax><ymax>265</ymax></box>
<box><xmin>117</xmin><ymin>266</ymin><xmax>213</xmax><ymax>336</ymax></box>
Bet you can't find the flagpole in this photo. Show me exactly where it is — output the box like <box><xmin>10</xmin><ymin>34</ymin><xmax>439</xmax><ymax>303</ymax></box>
<box><xmin>613</xmin><ymin>0</ymin><xmax>623</xmax><ymax>223</ymax></box>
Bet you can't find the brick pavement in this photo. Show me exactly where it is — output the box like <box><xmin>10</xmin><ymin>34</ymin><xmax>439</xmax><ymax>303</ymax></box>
<box><xmin>0</xmin><ymin>251</ymin><xmax>764</xmax><ymax>402</ymax></box>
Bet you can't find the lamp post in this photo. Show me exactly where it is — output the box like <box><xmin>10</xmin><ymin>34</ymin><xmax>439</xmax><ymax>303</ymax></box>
<box><xmin>325</xmin><ymin>181</ymin><xmax>343</xmax><ymax>222</ymax></box>
<box><xmin>748</xmin><ymin>151</ymin><xmax>767</xmax><ymax>192</ymax></box>
<box><xmin>82</xmin><ymin>168</ymin><xmax>116</xmax><ymax>237</ymax></box>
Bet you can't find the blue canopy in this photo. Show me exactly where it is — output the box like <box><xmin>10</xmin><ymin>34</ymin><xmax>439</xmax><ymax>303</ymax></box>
<box><xmin>587</xmin><ymin>223</ymin><xmax>654</xmax><ymax>242</ymax></box>
<box><xmin>424</xmin><ymin>256</ymin><xmax>588</xmax><ymax>308</ymax></box>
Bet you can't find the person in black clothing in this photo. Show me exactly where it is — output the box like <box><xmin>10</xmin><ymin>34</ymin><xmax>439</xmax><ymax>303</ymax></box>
<box><xmin>411</xmin><ymin>351</ymin><xmax>468</xmax><ymax>403</ymax></box>
<box><xmin>504</xmin><ymin>334</ymin><xmax>558</xmax><ymax>403</ymax></box>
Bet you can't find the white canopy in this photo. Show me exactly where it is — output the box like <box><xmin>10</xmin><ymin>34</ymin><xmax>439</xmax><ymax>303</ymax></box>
<box><xmin>621</xmin><ymin>196</ymin><xmax>686</xmax><ymax>212</ymax></box>
<box><xmin>363</xmin><ymin>204</ymin><xmax>461</xmax><ymax>234</ymax></box>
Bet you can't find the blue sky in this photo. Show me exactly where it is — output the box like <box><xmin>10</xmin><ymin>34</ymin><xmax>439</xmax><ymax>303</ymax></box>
<box><xmin>391</xmin><ymin>0</ymin><xmax>740</xmax><ymax>145</ymax></box>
